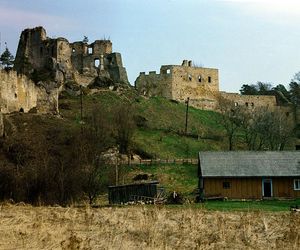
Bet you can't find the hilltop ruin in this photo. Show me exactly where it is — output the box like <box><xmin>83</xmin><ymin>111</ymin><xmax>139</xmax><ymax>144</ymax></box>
<box><xmin>0</xmin><ymin>26</ymin><xmax>130</xmax><ymax>114</ymax></box>
<box><xmin>135</xmin><ymin>60</ymin><xmax>277</xmax><ymax>110</ymax></box>
<box><xmin>14</xmin><ymin>26</ymin><xmax>129</xmax><ymax>87</ymax></box>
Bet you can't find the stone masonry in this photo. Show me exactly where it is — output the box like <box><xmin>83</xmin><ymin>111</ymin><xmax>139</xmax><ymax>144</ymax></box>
<box><xmin>0</xmin><ymin>69</ymin><xmax>58</xmax><ymax>114</ymax></box>
<box><xmin>135</xmin><ymin>60</ymin><xmax>277</xmax><ymax>110</ymax></box>
<box><xmin>14</xmin><ymin>27</ymin><xmax>129</xmax><ymax>87</ymax></box>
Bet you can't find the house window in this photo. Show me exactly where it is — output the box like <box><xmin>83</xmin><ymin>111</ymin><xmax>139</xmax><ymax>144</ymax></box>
<box><xmin>72</xmin><ymin>48</ymin><xmax>75</xmax><ymax>53</ymax></box>
<box><xmin>234</xmin><ymin>102</ymin><xmax>238</xmax><ymax>107</ymax></box>
<box><xmin>223</xmin><ymin>182</ymin><xmax>231</xmax><ymax>189</ymax></box>
<box><xmin>188</xmin><ymin>74</ymin><xmax>192</xmax><ymax>81</ymax></box>
<box><xmin>245</xmin><ymin>102</ymin><xmax>249</xmax><ymax>107</ymax></box>
<box><xmin>294</xmin><ymin>179</ymin><xmax>300</xmax><ymax>190</ymax></box>
<box><xmin>198</xmin><ymin>76</ymin><xmax>202</xmax><ymax>82</ymax></box>
<box><xmin>208</xmin><ymin>76</ymin><xmax>211</xmax><ymax>83</ymax></box>
<box><xmin>251</xmin><ymin>102</ymin><xmax>254</xmax><ymax>107</ymax></box>
<box><xmin>88</xmin><ymin>47</ymin><xmax>93</xmax><ymax>54</ymax></box>
<box><xmin>166</xmin><ymin>69</ymin><xmax>171</xmax><ymax>74</ymax></box>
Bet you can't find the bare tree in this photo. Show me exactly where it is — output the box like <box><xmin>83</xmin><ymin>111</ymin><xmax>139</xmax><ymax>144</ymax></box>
<box><xmin>113</xmin><ymin>103</ymin><xmax>136</xmax><ymax>155</ymax></box>
<box><xmin>240</xmin><ymin>107</ymin><xmax>294</xmax><ymax>151</ymax></box>
<box><xmin>218</xmin><ymin>97</ymin><xmax>246</xmax><ymax>150</ymax></box>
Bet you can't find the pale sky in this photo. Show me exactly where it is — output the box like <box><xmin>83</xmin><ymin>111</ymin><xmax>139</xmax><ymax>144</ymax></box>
<box><xmin>0</xmin><ymin>0</ymin><xmax>300</xmax><ymax>92</ymax></box>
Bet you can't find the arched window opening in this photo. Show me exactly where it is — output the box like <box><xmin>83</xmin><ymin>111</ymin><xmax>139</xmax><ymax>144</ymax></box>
<box><xmin>19</xmin><ymin>108</ymin><xmax>24</xmax><ymax>113</ymax></box>
<box><xmin>94</xmin><ymin>58</ymin><xmax>100</xmax><ymax>67</ymax></box>
<box><xmin>198</xmin><ymin>76</ymin><xmax>202</xmax><ymax>82</ymax></box>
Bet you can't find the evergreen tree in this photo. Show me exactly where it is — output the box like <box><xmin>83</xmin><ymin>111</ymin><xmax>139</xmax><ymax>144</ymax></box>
<box><xmin>0</xmin><ymin>47</ymin><xmax>14</xmax><ymax>69</ymax></box>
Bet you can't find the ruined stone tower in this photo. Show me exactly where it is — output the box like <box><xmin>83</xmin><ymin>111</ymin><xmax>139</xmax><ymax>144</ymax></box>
<box><xmin>135</xmin><ymin>60</ymin><xmax>277</xmax><ymax>110</ymax></box>
<box><xmin>14</xmin><ymin>27</ymin><xmax>129</xmax><ymax>87</ymax></box>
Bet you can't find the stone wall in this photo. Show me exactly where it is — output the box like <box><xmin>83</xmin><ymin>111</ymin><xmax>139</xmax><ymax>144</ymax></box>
<box><xmin>135</xmin><ymin>60</ymin><xmax>280</xmax><ymax>111</ymax></box>
<box><xmin>0</xmin><ymin>70</ymin><xmax>58</xmax><ymax>113</ymax></box>
<box><xmin>135</xmin><ymin>70</ymin><xmax>173</xmax><ymax>98</ymax></box>
<box><xmin>219</xmin><ymin>92</ymin><xmax>277</xmax><ymax>109</ymax></box>
<box><xmin>135</xmin><ymin>60</ymin><xmax>220</xmax><ymax>110</ymax></box>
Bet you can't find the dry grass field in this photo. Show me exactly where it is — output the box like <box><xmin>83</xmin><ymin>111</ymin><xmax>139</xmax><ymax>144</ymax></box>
<box><xmin>0</xmin><ymin>203</ymin><xmax>299</xmax><ymax>250</ymax></box>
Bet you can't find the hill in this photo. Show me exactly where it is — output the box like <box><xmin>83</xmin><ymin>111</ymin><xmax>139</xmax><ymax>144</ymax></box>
<box><xmin>58</xmin><ymin>88</ymin><xmax>226</xmax><ymax>159</ymax></box>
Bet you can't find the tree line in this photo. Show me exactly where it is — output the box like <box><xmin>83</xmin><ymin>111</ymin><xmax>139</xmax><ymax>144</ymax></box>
<box><xmin>220</xmin><ymin>72</ymin><xmax>300</xmax><ymax>151</ymax></box>
<box><xmin>240</xmin><ymin>72</ymin><xmax>300</xmax><ymax>107</ymax></box>
<box><xmin>0</xmin><ymin>103</ymin><xmax>136</xmax><ymax>205</ymax></box>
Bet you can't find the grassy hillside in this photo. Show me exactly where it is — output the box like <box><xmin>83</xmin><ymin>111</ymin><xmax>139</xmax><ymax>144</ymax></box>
<box><xmin>59</xmin><ymin>89</ymin><xmax>226</xmax><ymax>158</ymax></box>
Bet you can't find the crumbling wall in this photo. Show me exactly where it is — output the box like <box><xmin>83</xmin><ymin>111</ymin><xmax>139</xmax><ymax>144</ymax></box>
<box><xmin>135</xmin><ymin>70</ymin><xmax>173</xmax><ymax>98</ymax></box>
<box><xmin>135</xmin><ymin>61</ymin><xmax>219</xmax><ymax>110</ymax></box>
<box><xmin>0</xmin><ymin>70</ymin><xmax>58</xmax><ymax>113</ymax></box>
<box><xmin>14</xmin><ymin>27</ymin><xmax>129</xmax><ymax>87</ymax></box>
<box><xmin>220</xmin><ymin>92</ymin><xmax>277</xmax><ymax>108</ymax></box>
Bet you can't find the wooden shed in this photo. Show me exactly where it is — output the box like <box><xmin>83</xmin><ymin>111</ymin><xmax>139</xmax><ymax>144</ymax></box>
<box><xmin>108</xmin><ymin>181</ymin><xmax>159</xmax><ymax>204</ymax></box>
<box><xmin>198</xmin><ymin>151</ymin><xmax>300</xmax><ymax>199</ymax></box>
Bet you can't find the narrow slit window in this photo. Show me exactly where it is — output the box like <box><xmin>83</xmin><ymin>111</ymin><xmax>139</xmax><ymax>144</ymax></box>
<box><xmin>198</xmin><ymin>76</ymin><xmax>201</xmax><ymax>82</ymax></box>
<box><xmin>208</xmin><ymin>76</ymin><xmax>211</xmax><ymax>83</ymax></box>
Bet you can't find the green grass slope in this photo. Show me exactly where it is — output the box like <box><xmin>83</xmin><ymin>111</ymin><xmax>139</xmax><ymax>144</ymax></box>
<box><xmin>59</xmin><ymin>89</ymin><xmax>226</xmax><ymax>158</ymax></box>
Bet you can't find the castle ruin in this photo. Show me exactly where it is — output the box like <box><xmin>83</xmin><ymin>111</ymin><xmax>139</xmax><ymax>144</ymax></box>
<box><xmin>135</xmin><ymin>60</ymin><xmax>277</xmax><ymax>110</ymax></box>
<box><xmin>14</xmin><ymin>26</ymin><xmax>129</xmax><ymax>87</ymax></box>
<box><xmin>0</xmin><ymin>26</ymin><xmax>130</xmax><ymax>115</ymax></box>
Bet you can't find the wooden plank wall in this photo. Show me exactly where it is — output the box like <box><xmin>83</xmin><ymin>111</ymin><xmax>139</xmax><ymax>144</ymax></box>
<box><xmin>203</xmin><ymin>177</ymin><xmax>300</xmax><ymax>199</ymax></box>
<box><xmin>108</xmin><ymin>183</ymin><xmax>158</xmax><ymax>204</ymax></box>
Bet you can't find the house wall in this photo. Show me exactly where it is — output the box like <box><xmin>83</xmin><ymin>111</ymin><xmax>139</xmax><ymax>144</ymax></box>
<box><xmin>202</xmin><ymin>177</ymin><xmax>300</xmax><ymax>199</ymax></box>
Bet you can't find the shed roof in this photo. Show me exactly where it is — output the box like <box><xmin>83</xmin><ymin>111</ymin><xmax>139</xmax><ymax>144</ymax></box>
<box><xmin>199</xmin><ymin>151</ymin><xmax>300</xmax><ymax>177</ymax></box>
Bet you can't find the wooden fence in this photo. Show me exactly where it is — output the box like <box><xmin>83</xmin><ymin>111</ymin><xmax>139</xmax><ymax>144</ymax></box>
<box><xmin>120</xmin><ymin>158</ymin><xmax>198</xmax><ymax>166</ymax></box>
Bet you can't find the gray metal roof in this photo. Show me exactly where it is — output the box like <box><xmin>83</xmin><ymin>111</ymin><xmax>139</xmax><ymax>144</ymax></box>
<box><xmin>199</xmin><ymin>151</ymin><xmax>300</xmax><ymax>177</ymax></box>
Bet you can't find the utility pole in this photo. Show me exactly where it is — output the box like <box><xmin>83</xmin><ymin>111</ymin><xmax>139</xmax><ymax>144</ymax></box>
<box><xmin>80</xmin><ymin>85</ymin><xmax>83</xmax><ymax>121</ymax></box>
<box><xmin>185</xmin><ymin>97</ymin><xmax>190</xmax><ymax>135</ymax></box>
<box><xmin>80</xmin><ymin>85</ymin><xmax>83</xmax><ymax>134</ymax></box>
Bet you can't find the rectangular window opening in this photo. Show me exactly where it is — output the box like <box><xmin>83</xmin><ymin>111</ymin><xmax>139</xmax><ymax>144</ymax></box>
<box><xmin>223</xmin><ymin>182</ymin><xmax>231</xmax><ymax>189</ymax></box>
<box><xmin>208</xmin><ymin>76</ymin><xmax>211</xmax><ymax>83</ymax></box>
<box><xmin>294</xmin><ymin>179</ymin><xmax>300</xmax><ymax>190</ymax></box>
<box><xmin>88</xmin><ymin>47</ymin><xmax>93</xmax><ymax>54</ymax></box>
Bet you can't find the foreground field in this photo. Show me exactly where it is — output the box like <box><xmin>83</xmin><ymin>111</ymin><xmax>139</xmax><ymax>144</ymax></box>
<box><xmin>0</xmin><ymin>204</ymin><xmax>299</xmax><ymax>249</ymax></box>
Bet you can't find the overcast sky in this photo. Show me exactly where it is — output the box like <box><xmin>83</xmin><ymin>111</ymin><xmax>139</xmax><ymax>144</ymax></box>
<box><xmin>0</xmin><ymin>0</ymin><xmax>300</xmax><ymax>92</ymax></box>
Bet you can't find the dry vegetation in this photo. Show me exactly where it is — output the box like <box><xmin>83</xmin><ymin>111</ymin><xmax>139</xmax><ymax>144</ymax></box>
<box><xmin>0</xmin><ymin>204</ymin><xmax>299</xmax><ymax>249</ymax></box>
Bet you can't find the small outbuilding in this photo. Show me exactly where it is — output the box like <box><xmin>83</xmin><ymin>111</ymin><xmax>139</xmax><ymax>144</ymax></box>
<box><xmin>108</xmin><ymin>181</ymin><xmax>159</xmax><ymax>204</ymax></box>
<box><xmin>198</xmin><ymin>151</ymin><xmax>300</xmax><ymax>199</ymax></box>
